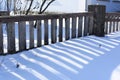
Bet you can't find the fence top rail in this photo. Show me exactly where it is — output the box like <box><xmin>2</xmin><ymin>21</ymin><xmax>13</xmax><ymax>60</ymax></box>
<box><xmin>0</xmin><ymin>12</ymin><xmax>93</xmax><ymax>23</ymax></box>
<box><xmin>106</xmin><ymin>12</ymin><xmax>120</xmax><ymax>16</ymax></box>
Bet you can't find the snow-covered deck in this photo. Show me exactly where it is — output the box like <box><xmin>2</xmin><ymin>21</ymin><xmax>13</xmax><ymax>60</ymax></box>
<box><xmin>0</xmin><ymin>32</ymin><xmax>120</xmax><ymax>80</ymax></box>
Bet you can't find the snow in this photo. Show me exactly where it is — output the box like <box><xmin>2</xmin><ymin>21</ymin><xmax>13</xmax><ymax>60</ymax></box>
<box><xmin>0</xmin><ymin>30</ymin><xmax>120</xmax><ymax>80</ymax></box>
<box><xmin>111</xmin><ymin>64</ymin><xmax>120</xmax><ymax>80</ymax></box>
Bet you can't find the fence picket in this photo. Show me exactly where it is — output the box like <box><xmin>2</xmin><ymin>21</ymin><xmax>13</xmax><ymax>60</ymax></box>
<box><xmin>109</xmin><ymin>21</ymin><xmax>112</xmax><ymax>33</ymax></box>
<box><xmin>37</xmin><ymin>20</ymin><xmax>42</xmax><ymax>47</ymax></box>
<box><xmin>59</xmin><ymin>18</ymin><xmax>63</xmax><ymax>42</ymax></box>
<box><xmin>18</xmin><ymin>21</ymin><xmax>26</xmax><ymax>50</ymax></box>
<box><xmin>116</xmin><ymin>21</ymin><xmax>119</xmax><ymax>31</ymax></box>
<box><xmin>105</xmin><ymin>22</ymin><xmax>108</xmax><ymax>34</ymax></box>
<box><xmin>118</xmin><ymin>22</ymin><xmax>120</xmax><ymax>31</ymax></box>
<box><xmin>51</xmin><ymin>19</ymin><xmax>57</xmax><ymax>43</ymax></box>
<box><xmin>29</xmin><ymin>21</ymin><xmax>34</xmax><ymax>48</ymax></box>
<box><xmin>113</xmin><ymin>21</ymin><xmax>115</xmax><ymax>32</ymax></box>
<box><xmin>44</xmin><ymin>19</ymin><xmax>49</xmax><ymax>45</ymax></box>
<box><xmin>84</xmin><ymin>16</ymin><xmax>89</xmax><ymax>36</ymax></box>
<box><xmin>7</xmin><ymin>22</ymin><xmax>15</xmax><ymax>53</ymax></box>
<box><xmin>72</xmin><ymin>17</ymin><xmax>77</xmax><ymax>38</ymax></box>
<box><xmin>65</xmin><ymin>18</ymin><xmax>70</xmax><ymax>40</ymax></box>
<box><xmin>78</xmin><ymin>16</ymin><xmax>83</xmax><ymax>37</ymax></box>
<box><xmin>0</xmin><ymin>23</ymin><xmax>3</xmax><ymax>54</ymax></box>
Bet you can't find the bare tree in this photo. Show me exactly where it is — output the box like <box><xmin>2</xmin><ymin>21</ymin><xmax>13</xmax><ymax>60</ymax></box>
<box><xmin>4</xmin><ymin>0</ymin><xmax>55</xmax><ymax>26</ymax></box>
<box><xmin>2</xmin><ymin>0</ymin><xmax>55</xmax><ymax>15</ymax></box>
<box><xmin>13</xmin><ymin>0</ymin><xmax>55</xmax><ymax>15</ymax></box>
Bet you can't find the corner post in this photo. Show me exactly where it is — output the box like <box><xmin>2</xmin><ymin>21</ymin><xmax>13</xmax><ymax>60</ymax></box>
<box><xmin>88</xmin><ymin>5</ymin><xmax>106</xmax><ymax>37</ymax></box>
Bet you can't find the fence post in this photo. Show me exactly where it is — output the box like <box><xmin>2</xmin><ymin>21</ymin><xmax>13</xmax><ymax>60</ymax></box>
<box><xmin>88</xmin><ymin>5</ymin><xmax>106</xmax><ymax>37</ymax></box>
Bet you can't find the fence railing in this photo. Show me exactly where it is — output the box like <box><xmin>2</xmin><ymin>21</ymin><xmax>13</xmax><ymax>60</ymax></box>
<box><xmin>1</xmin><ymin>5</ymin><xmax>120</xmax><ymax>55</ymax></box>
<box><xmin>105</xmin><ymin>13</ymin><xmax>120</xmax><ymax>34</ymax></box>
<box><xmin>0</xmin><ymin>12</ymin><xmax>93</xmax><ymax>54</ymax></box>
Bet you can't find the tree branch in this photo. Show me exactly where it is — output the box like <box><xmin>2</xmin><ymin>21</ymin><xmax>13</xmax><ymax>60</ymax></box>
<box><xmin>25</xmin><ymin>0</ymin><xmax>34</xmax><ymax>15</ymax></box>
<box><xmin>39</xmin><ymin>0</ymin><xmax>46</xmax><ymax>14</ymax></box>
<box><xmin>39</xmin><ymin>0</ymin><xmax>55</xmax><ymax>14</ymax></box>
